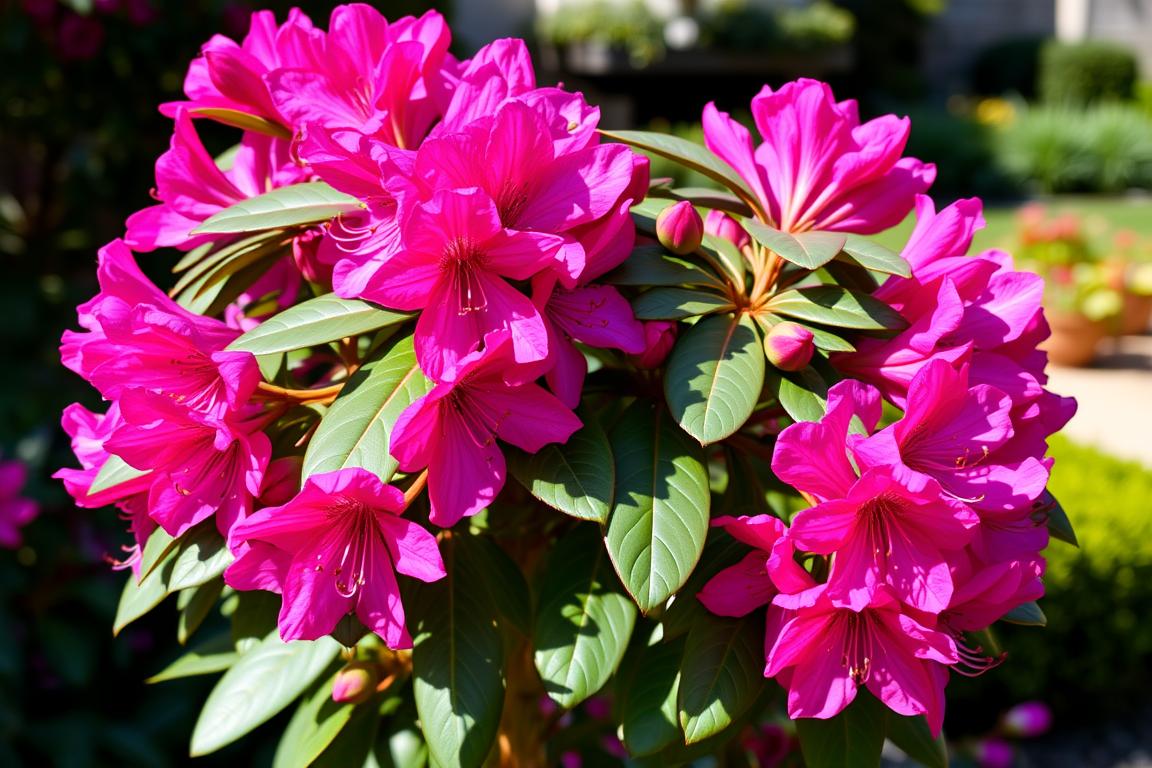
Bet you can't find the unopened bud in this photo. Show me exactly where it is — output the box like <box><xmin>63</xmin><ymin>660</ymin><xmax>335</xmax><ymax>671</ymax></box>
<box><xmin>705</xmin><ymin>210</ymin><xmax>751</xmax><ymax>251</ymax></box>
<box><xmin>764</xmin><ymin>322</ymin><xmax>815</xmax><ymax>371</ymax></box>
<box><xmin>332</xmin><ymin>661</ymin><xmax>378</xmax><ymax>705</ymax></box>
<box><xmin>656</xmin><ymin>201</ymin><xmax>704</xmax><ymax>256</ymax></box>
<box><xmin>632</xmin><ymin>321</ymin><xmax>678</xmax><ymax>369</ymax></box>
<box><xmin>1001</xmin><ymin>700</ymin><xmax>1052</xmax><ymax>738</ymax></box>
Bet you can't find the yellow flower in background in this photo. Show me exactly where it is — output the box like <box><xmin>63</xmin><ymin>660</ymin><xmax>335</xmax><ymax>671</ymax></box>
<box><xmin>975</xmin><ymin>97</ymin><xmax>1015</xmax><ymax>127</ymax></box>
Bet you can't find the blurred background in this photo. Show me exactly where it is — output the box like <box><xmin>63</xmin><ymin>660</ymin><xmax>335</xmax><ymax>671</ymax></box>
<box><xmin>1</xmin><ymin>0</ymin><xmax>1150</xmax><ymax>765</ymax></box>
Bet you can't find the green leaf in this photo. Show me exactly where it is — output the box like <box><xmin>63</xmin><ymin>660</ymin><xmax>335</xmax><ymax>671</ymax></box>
<box><xmin>194</xmin><ymin>182</ymin><xmax>362</xmax><ymax>234</ymax></box>
<box><xmin>190</xmin><ymin>107</ymin><xmax>292</xmax><ymax>139</ymax></box>
<box><xmin>650</xmin><ymin>186</ymin><xmax>754</xmax><ymax>217</ymax></box>
<box><xmin>148</xmin><ymin>633</ymin><xmax>237</xmax><ymax>683</ymax></box>
<box><xmin>766</xmin><ymin>285</ymin><xmax>907</xmax><ymax>331</ymax></box>
<box><xmin>88</xmin><ymin>454</ymin><xmax>149</xmax><ymax>496</ymax></box>
<box><xmin>113</xmin><ymin>556</ymin><xmax>175</xmax><ymax>635</ymax></box>
<box><xmin>190</xmin><ymin>634</ymin><xmax>341</xmax><ymax>756</ymax></box>
<box><xmin>167</xmin><ymin>523</ymin><xmax>232</xmax><ymax>593</ymax></box>
<box><xmin>677</xmin><ymin>613</ymin><xmax>762</xmax><ymax>744</ymax></box>
<box><xmin>699</xmin><ymin>233</ymin><xmax>748</xmax><ymax>287</ymax></box>
<box><xmin>743</xmin><ymin>220</ymin><xmax>846</xmax><ymax>271</ymax></box>
<box><xmin>617</xmin><ymin>634</ymin><xmax>685</xmax><ymax>756</ymax></box>
<box><xmin>633</xmin><ymin>288</ymin><xmax>733</xmax><ymax>321</ymax></box>
<box><xmin>767</xmin><ymin>368</ymin><xmax>829</xmax><ymax>424</ymax></box>
<box><xmin>665</xmin><ymin>313</ymin><xmax>765</xmax><ymax>445</ymax></box>
<box><xmin>229</xmin><ymin>294</ymin><xmax>411</xmax><ymax>355</ymax></box>
<box><xmin>465</xmin><ymin>536</ymin><xmax>532</xmax><ymax>637</ymax></box>
<box><xmin>178</xmin><ymin>578</ymin><xmax>225</xmax><ymax>645</ymax></box>
<box><xmin>886</xmin><ymin>712</ymin><xmax>948</xmax><ymax>768</ymax></box>
<box><xmin>311</xmin><ymin>693</ymin><xmax>389</xmax><ymax>768</ymax></box>
<box><xmin>1001</xmin><ymin>600</ymin><xmax>1047</xmax><ymax>626</ymax></box>
<box><xmin>600</xmin><ymin>130</ymin><xmax>760</xmax><ymax>208</ymax></box>
<box><xmin>136</xmin><ymin>526</ymin><xmax>179</xmax><ymax>583</ymax></box>
<box><xmin>605</xmin><ymin>245</ymin><xmax>722</xmax><ymax>288</ymax></box>
<box><xmin>410</xmin><ymin>535</ymin><xmax>505</xmax><ymax>768</ymax></box>
<box><xmin>508</xmin><ymin>418</ymin><xmax>614</xmax><ymax>523</ymax></box>
<box><xmin>795</xmin><ymin>690</ymin><xmax>888</xmax><ymax>768</ymax></box>
<box><xmin>534</xmin><ymin>525</ymin><xmax>638</xmax><ymax>708</ymax></box>
<box><xmin>1036</xmin><ymin>490</ymin><xmax>1078</xmax><ymax>547</ymax></box>
<box><xmin>605</xmin><ymin>402</ymin><xmax>710</xmax><ymax>613</ymax></box>
<box><xmin>661</xmin><ymin>530</ymin><xmax>756</xmax><ymax>640</ymax></box>
<box><xmin>302</xmin><ymin>335</ymin><xmax>432</xmax><ymax>483</ymax></box>
<box><xmin>753</xmin><ymin>313</ymin><xmax>855</xmax><ymax>353</ymax></box>
<box><xmin>839</xmin><ymin>234</ymin><xmax>912</xmax><ymax>277</ymax></box>
<box><xmin>273</xmin><ymin>673</ymin><xmax>357</xmax><ymax>768</ymax></box>
<box><xmin>171</xmin><ymin>230</ymin><xmax>287</xmax><ymax>298</ymax></box>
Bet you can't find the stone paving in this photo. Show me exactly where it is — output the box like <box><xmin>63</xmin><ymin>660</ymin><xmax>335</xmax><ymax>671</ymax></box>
<box><xmin>1046</xmin><ymin>334</ymin><xmax>1152</xmax><ymax>468</ymax></box>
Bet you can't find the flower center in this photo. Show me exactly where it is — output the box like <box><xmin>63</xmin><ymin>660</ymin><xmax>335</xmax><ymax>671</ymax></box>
<box><xmin>441</xmin><ymin>238</ymin><xmax>488</xmax><ymax>315</ymax></box>
<box><xmin>326</xmin><ymin>496</ymin><xmax>376</xmax><ymax>599</ymax></box>
<box><xmin>495</xmin><ymin>179</ymin><xmax>530</xmax><ymax>228</ymax></box>
<box><xmin>840</xmin><ymin>611</ymin><xmax>874</xmax><ymax>685</ymax></box>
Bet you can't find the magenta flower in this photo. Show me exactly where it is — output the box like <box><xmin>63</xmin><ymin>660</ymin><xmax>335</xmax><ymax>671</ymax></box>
<box><xmin>631</xmin><ymin>320</ymin><xmax>678</xmax><ymax>369</ymax></box>
<box><xmin>226</xmin><ymin>468</ymin><xmax>444</xmax><ymax>647</ymax></box>
<box><xmin>697</xmin><ymin>514</ymin><xmax>809</xmax><ymax>617</ymax></box>
<box><xmin>765</xmin><ymin>585</ymin><xmax>956</xmax><ymax>736</ymax></box>
<box><xmin>390</xmin><ymin>332</ymin><xmax>582</xmax><ymax>528</ymax></box>
<box><xmin>702</xmin><ymin>78</ymin><xmax>934</xmax><ymax>233</ymax></box>
<box><xmin>0</xmin><ymin>459</ymin><xmax>38</xmax><ymax>549</ymax></box>
<box><xmin>225</xmin><ymin>469</ymin><xmax>444</xmax><ymax>649</ymax></box>
<box><xmin>61</xmin><ymin>241</ymin><xmax>261</xmax><ymax>419</ymax></box>
<box><xmin>106</xmin><ymin>391</ymin><xmax>270</xmax><ymax>540</ymax></box>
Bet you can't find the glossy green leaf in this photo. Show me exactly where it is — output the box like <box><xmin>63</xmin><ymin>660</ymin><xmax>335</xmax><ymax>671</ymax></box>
<box><xmin>535</xmin><ymin>525</ymin><xmax>638</xmax><ymax>708</ymax></box>
<box><xmin>273</xmin><ymin>673</ymin><xmax>356</xmax><ymax>768</ymax></box>
<box><xmin>886</xmin><ymin>712</ymin><xmax>948</xmax><ymax>768</ymax></box>
<box><xmin>743</xmin><ymin>220</ymin><xmax>846</xmax><ymax>271</ymax></box>
<box><xmin>699</xmin><ymin>233</ymin><xmax>748</xmax><ymax>286</ymax></box>
<box><xmin>312</xmin><ymin>693</ymin><xmax>390</xmax><ymax>768</ymax></box>
<box><xmin>795</xmin><ymin>690</ymin><xmax>888</xmax><ymax>768</ymax></box>
<box><xmin>178</xmin><ymin>578</ymin><xmax>225</xmax><ymax>645</ymax></box>
<box><xmin>650</xmin><ymin>186</ymin><xmax>754</xmax><ymax>217</ymax></box>
<box><xmin>229</xmin><ymin>294</ymin><xmax>411</xmax><ymax>355</ymax></box>
<box><xmin>605</xmin><ymin>245</ymin><xmax>721</xmax><ymax>288</ymax></box>
<box><xmin>600</xmin><ymin>130</ymin><xmax>760</xmax><ymax>207</ymax></box>
<box><xmin>466</xmin><ymin>536</ymin><xmax>532</xmax><ymax>637</ymax></box>
<box><xmin>148</xmin><ymin>633</ymin><xmax>237</xmax><ymax>683</ymax></box>
<box><xmin>1036</xmin><ymin>490</ymin><xmax>1078</xmax><ymax>547</ymax></box>
<box><xmin>632</xmin><ymin>288</ymin><xmax>733</xmax><ymax>321</ymax></box>
<box><xmin>508</xmin><ymin>419</ymin><xmax>614</xmax><ymax>523</ymax></box>
<box><xmin>113</xmin><ymin>554</ymin><xmax>175</xmax><ymax>635</ymax></box>
<box><xmin>753</xmin><ymin>313</ymin><xmax>854</xmax><ymax>353</ymax></box>
<box><xmin>665</xmin><ymin>313</ymin><xmax>765</xmax><ymax>445</ymax></box>
<box><xmin>678</xmin><ymin>613</ymin><xmax>762</xmax><ymax>744</ymax></box>
<box><xmin>410</xmin><ymin>535</ymin><xmax>505</xmax><ymax>768</ymax></box>
<box><xmin>88</xmin><ymin>454</ymin><xmax>149</xmax><ymax>496</ymax></box>
<box><xmin>302</xmin><ymin>335</ymin><xmax>432</xmax><ymax>482</ymax></box>
<box><xmin>605</xmin><ymin>402</ymin><xmax>710</xmax><ymax>613</ymax></box>
<box><xmin>194</xmin><ymin>181</ymin><xmax>362</xmax><ymax>234</ymax></box>
<box><xmin>618</xmin><ymin>634</ymin><xmax>685</xmax><ymax>756</ymax></box>
<box><xmin>190</xmin><ymin>107</ymin><xmax>292</xmax><ymax>139</ymax></box>
<box><xmin>767</xmin><ymin>369</ymin><xmax>828</xmax><ymax>423</ymax></box>
<box><xmin>190</xmin><ymin>634</ymin><xmax>341</xmax><ymax>756</ymax></box>
<box><xmin>839</xmin><ymin>234</ymin><xmax>911</xmax><ymax>277</ymax></box>
<box><xmin>1001</xmin><ymin>600</ymin><xmax>1047</xmax><ymax>626</ymax></box>
<box><xmin>167</xmin><ymin>523</ymin><xmax>232</xmax><ymax>593</ymax></box>
<box><xmin>171</xmin><ymin>230</ymin><xmax>286</xmax><ymax>297</ymax></box>
<box><xmin>766</xmin><ymin>285</ymin><xmax>907</xmax><ymax>331</ymax></box>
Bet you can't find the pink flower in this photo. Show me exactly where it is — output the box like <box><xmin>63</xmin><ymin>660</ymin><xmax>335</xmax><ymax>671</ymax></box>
<box><xmin>697</xmin><ymin>514</ymin><xmax>809</xmax><ymax>617</ymax></box>
<box><xmin>631</xmin><ymin>320</ymin><xmax>678</xmax><ymax>369</ymax></box>
<box><xmin>357</xmin><ymin>188</ymin><xmax>560</xmax><ymax>381</ymax></box>
<box><xmin>390</xmin><ymin>333</ymin><xmax>581</xmax><ymax>528</ymax></box>
<box><xmin>225</xmin><ymin>468</ymin><xmax>444</xmax><ymax>647</ymax></box>
<box><xmin>1001</xmin><ymin>700</ymin><xmax>1052</xmax><ymax>738</ymax></box>
<box><xmin>106</xmin><ymin>391</ymin><xmax>270</xmax><ymax>540</ymax></box>
<box><xmin>61</xmin><ymin>240</ymin><xmax>261</xmax><ymax>419</ymax></box>
<box><xmin>766</xmin><ymin>584</ymin><xmax>956</xmax><ymax>736</ymax></box>
<box><xmin>704</xmin><ymin>209</ymin><xmax>751</xmax><ymax>251</ymax></box>
<box><xmin>0</xmin><ymin>459</ymin><xmax>38</xmax><ymax>549</ymax></box>
<box><xmin>54</xmin><ymin>402</ymin><xmax>152</xmax><ymax>509</ymax></box>
<box><xmin>702</xmin><ymin>79</ymin><xmax>934</xmax><ymax>233</ymax></box>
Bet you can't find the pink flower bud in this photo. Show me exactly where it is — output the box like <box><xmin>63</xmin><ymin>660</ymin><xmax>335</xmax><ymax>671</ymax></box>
<box><xmin>705</xmin><ymin>210</ymin><xmax>751</xmax><ymax>251</ymax></box>
<box><xmin>974</xmin><ymin>737</ymin><xmax>1014</xmax><ymax>768</ymax></box>
<box><xmin>1001</xmin><ymin>700</ymin><xmax>1052</xmax><ymax>738</ymax></box>
<box><xmin>632</xmin><ymin>321</ymin><xmax>678</xmax><ymax>368</ymax></box>
<box><xmin>656</xmin><ymin>201</ymin><xmax>704</xmax><ymax>256</ymax></box>
<box><xmin>764</xmin><ymin>322</ymin><xmax>815</xmax><ymax>371</ymax></box>
<box><xmin>331</xmin><ymin>661</ymin><xmax>378</xmax><ymax>705</ymax></box>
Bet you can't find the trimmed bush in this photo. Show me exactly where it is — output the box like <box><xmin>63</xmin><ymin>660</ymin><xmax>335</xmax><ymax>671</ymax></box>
<box><xmin>1039</xmin><ymin>40</ymin><xmax>1138</xmax><ymax>106</ymax></box>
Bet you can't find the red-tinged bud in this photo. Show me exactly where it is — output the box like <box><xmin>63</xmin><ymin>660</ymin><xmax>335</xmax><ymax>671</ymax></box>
<box><xmin>656</xmin><ymin>201</ymin><xmax>704</xmax><ymax>256</ymax></box>
<box><xmin>705</xmin><ymin>209</ymin><xmax>751</xmax><ymax>251</ymax></box>
<box><xmin>764</xmin><ymin>322</ymin><xmax>815</xmax><ymax>371</ymax></box>
<box><xmin>1001</xmin><ymin>700</ymin><xmax>1052</xmax><ymax>738</ymax></box>
<box><xmin>331</xmin><ymin>661</ymin><xmax>378</xmax><ymax>705</ymax></box>
<box><xmin>632</xmin><ymin>321</ymin><xmax>678</xmax><ymax>368</ymax></box>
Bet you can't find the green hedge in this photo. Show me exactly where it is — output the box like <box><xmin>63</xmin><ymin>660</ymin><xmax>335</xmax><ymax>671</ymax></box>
<box><xmin>1039</xmin><ymin>40</ymin><xmax>1138</xmax><ymax>106</ymax></box>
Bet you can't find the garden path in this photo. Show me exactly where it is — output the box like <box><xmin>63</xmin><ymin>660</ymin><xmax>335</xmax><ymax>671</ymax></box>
<box><xmin>1046</xmin><ymin>334</ymin><xmax>1152</xmax><ymax>468</ymax></box>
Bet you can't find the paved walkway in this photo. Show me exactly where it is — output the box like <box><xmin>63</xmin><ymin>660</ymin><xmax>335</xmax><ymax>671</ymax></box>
<box><xmin>1046</xmin><ymin>334</ymin><xmax>1152</xmax><ymax>467</ymax></box>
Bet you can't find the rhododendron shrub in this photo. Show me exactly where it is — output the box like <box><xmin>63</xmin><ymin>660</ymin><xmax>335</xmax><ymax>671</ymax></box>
<box><xmin>56</xmin><ymin>7</ymin><xmax>1077</xmax><ymax>767</ymax></box>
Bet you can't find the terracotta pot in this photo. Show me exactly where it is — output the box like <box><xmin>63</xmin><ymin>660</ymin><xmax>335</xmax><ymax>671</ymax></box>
<box><xmin>1119</xmin><ymin>291</ymin><xmax>1152</xmax><ymax>335</ymax></box>
<box><xmin>1041</xmin><ymin>310</ymin><xmax>1107</xmax><ymax>366</ymax></box>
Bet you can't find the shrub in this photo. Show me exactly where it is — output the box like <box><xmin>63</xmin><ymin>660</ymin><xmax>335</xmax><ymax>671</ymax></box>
<box><xmin>1039</xmin><ymin>40</ymin><xmax>1138</xmax><ymax>106</ymax></box>
<box><xmin>903</xmin><ymin>108</ymin><xmax>1016</xmax><ymax>200</ymax></box>
<box><xmin>970</xmin><ymin>36</ymin><xmax>1046</xmax><ymax>99</ymax></box>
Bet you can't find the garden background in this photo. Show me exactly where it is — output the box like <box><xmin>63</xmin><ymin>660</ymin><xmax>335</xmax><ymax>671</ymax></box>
<box><xmin>2</xmin><ymin>0</ymin><xmax>1151</xmax><ymax>766</ymax></box>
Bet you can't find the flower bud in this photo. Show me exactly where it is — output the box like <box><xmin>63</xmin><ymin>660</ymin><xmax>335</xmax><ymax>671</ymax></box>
<box><xmin>1001</xmin><ymin>700</ymin><xmax>1052</xmax><ymax>738</ymax></box>
<box><xmin>632</xmin><ymin>321</ymin><xmax>678</xmax><ymax>368</ymax></box>
<box><xmin>705</xmin><ymin>210</ymin><xmax>751</xmax><ymax>251</ymax></box>
<box><xmin>764</xmin><ymin>322</ymin><xmax>815</xmax><ymax>371</ymax></box>
<box><xmin>656</xmin><ymin>201</ymin><xmax>704</xmax><ymax>256</ymax></box>
<box><xmin>331</xmin><ymin>661</ymin><xmax>378</xmax><ymax>705</ymax></box>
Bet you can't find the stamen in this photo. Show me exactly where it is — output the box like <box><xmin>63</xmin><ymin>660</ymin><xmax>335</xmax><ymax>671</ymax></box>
<box><xmin>841</xmin><ymin>612</ymin><xmax>874</xmax><ymax>684</ymax></box>
<box><xmin>327</xmin><ymin>497</ymin><xmax>376</xmax><ymax>599</ymax></box>
<box><xmin>441</xmin><ymin>239</ymin><xmax>489</xmax><ymax>314</ymax></box>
